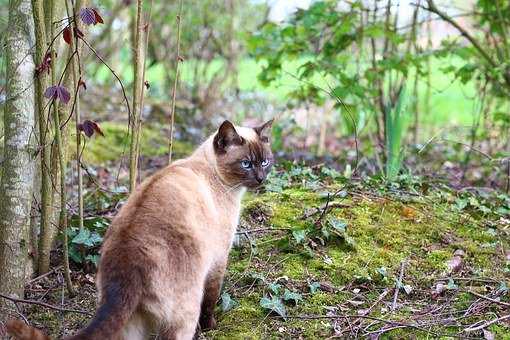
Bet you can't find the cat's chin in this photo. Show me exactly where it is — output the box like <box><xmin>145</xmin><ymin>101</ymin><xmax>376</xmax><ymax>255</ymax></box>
<box><xmin>244</xmin><ymin>182</ymin><xmax>266</xmax><ymax>190</ymax></box>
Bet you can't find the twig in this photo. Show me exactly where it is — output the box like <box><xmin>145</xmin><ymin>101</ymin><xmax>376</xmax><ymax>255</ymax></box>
<box><xmin>168</xmin><ymin>0</ymin><xmax>184</xmax><ymax>164</ymax></box>
<box><xmin>286</xmin><ymin>314</ymin><xmax>438</xmax><ymax>336</ymax></box>
<box><xmin>26</xmin><ymin>266</ymin><xmax>62</xmax><ymax>284</ymax></box>
<box><xmin>235</xmin><ymin>227</ymin><xmax>290</xmax><ymax>234</ymax></box>
<box><xmin>315</xmin><ymin>193</ymin><xmax>331</xmax><ymax>225</ymax></box>
<box><xmin>392</xmin><ymin>260</ymin><xmax>406</xmax><ymax>311</ymax></box>
<box><xmin>464</xmin><ymin>314</ymin><xmax>510</xmax><ymax>332</ymax></box>
<box><xmin>0</xmin><ymin>293</ymin><xmax>92</xmax><ymax>316</ymax></box>
<box><xmin>465</xmin><ymin>291</ymin><xmax>510</xmax><ymax>308</ymax></box>
<box><xmin>301</xmin><ymin>202</ymin><xmax>352</xmax><ymax>220</ymax></box>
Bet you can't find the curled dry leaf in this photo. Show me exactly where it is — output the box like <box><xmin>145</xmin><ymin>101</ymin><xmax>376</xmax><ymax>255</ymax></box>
<box><xmin>78</xmin><ymin>78</ymin><xmax>87</xmax><ymax>90</ymax></box>
<box><xmin>401</xmin><ymin>206</ymin><xmax>417</xmax><ymax>219</ymax></box>
<box><xmin>36</xmin><ymin>52</ymin><xmax>52</xmax><ymax>75</ymax></box>
<box><xmin>92</xmin><ymin>9</ymin><xmax>104</xmax><ymax>24</ymax></box>
<box><xmin>63</xmin><ymin>26</ymin><xmax>72</xmax><ymax>45</ymax></box>
<box><xmin>483</xmin><ymin>329</ymin><xmax>495</xmax><ymax>340</ymax></box>
<box><xmin>446</xmin><ymin>249</ymin><xmax>465</xmax><ymax>274</ymax></box>
<box><xmin>432</xmin><ymin>282</ymin><xmax>446</xmax><ymax>299</ymax></box>
<box><xmin>78</xmin><ymin>120</ymin><xmax>104</xmax><ymax>138</ymax></box>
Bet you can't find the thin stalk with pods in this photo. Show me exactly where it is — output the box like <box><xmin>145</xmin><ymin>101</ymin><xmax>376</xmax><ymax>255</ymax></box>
<box><xmin>168</xmin><ymin>0</ymin><xmax>184</xmax><ymax>164</ymax></box>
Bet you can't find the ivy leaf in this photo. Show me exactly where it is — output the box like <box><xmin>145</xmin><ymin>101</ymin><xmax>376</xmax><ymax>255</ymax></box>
<box><xmin>220</xmin><ymin>292</ymin><xmax>237</xmax><ymax>312</ymax></box>
<box><xmin>283</xmin><ymin>289</ymin><xmax>302</xmax><ymax>305</ymax></box>
<box><xmin>78</xmin><ymin>120</ymin><xmax>104</xmax><ymax>138</ymax></box>
<box><xmin>72</xmin><ymin>228</ymin><xmax>91</xmax><ymax>245</ymax></box>
<box><xmin>85</xmin><ymin>254</ymin><xmax>100</xmax><ymax>267</ymax></box>
<box><xmin>44</xmin><ymin>85</ymin><xmax>70</xmax><ymax>104</ymax></box>
<box><xmin>309</xmin><ymin>282</ymin><xmax>321</xmax><ymax>293</ymax></box>
<box><xmin>63</xmin><ymin>26</ymin><xmax>72</xmax><ymax>45</ymax></box>
<box><xmin>260</xmin><ymin>296</ymin><xmax>286</xmax><ymax>318</ymax></box>
<box><xmin>328</xmin><ymin>217</ymin><xmax>347</xmax><ymax>233</ymax></box>
<box><xmin>446</xmin><ymin>278</ymin><xmax>458</xmax><ymax>290</ymax></box>
<box><xmin>72</xmin><ymin>229</ymin><xmax>103</xmax><ymax>247</ymax></box>
<box><xmin>268</xmin><ymin>283</ymin><xmax>281</xmax><ymax>294</ymax></box>
<box><xmin>292</xmin><ymin>230</ymin><xmax>306</xmax><ymax>244</ymax></box>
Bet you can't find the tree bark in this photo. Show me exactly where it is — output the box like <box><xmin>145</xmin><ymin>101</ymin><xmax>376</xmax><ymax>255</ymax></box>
<box><xmin>32</xmin><ymin>0</ymin><xmax>53</xmax><ymax>275</ymax></box>
<box><xmin>0</xmin><ymin>0</ymin><xmax>36</xmax><ymax>310</ymax></box>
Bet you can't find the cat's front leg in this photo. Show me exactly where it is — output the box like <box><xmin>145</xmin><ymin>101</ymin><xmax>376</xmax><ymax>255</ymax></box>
<box><xmin>199</xmin><ymin>263</ymin><xmax>226</xmax><ymax>331</ymax></box>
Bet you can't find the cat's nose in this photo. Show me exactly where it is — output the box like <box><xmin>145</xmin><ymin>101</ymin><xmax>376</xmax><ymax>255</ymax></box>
<box><xmin>255</xmin><ymin>170</ymin><xmax>265</xmax><ymax>183</ymax></box>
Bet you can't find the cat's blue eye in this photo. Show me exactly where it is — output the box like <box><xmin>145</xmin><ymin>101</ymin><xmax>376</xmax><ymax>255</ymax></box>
<box><xmin>241</xmin><ymin>160</ymin><xmax>252</xmax><ymax>169</ymax></box>
<box><xmin>261</xmin><ymin>159</ymin><xmax>270</xmax><ymax>167</ymax></box>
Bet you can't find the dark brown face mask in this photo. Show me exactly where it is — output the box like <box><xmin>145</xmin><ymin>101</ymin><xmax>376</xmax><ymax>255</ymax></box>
<box><xmin>213</xmin><ymin>120</ymin><xmax>274</xmax><ymax>188</ymax></box>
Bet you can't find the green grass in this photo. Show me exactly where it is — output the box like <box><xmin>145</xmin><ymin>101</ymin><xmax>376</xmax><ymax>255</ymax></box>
<box><xmin>94</xmin><ymin>54</ymin><xmax>476</xmax><ymax>135</ymax></box>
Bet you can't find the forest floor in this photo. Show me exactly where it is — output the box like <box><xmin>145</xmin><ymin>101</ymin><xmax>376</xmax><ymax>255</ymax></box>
<box><xmin>14</xmin><ymin>159</ymin><xmax>510</xmax><ymax>339</ymax></box>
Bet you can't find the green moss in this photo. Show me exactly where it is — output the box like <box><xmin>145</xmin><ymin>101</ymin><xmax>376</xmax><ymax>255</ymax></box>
<box><xmin>213</xmin><ymin>184</ymin><xmax>510</xmax><ymax>338</ymax></box>
<box><xmin>70</xmin><ymin>122</ymin><xmax>193</xmax><ymax>164</ymax></box>
<box><xmin>208</xmin><ymin>294</ymin><xmax>266</xmax><ymax>340</ymax></box>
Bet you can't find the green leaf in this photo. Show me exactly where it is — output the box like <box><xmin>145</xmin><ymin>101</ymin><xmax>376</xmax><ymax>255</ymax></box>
<box><xmin>328</xmin><ymin>218</ymin><xmax>347</xmax><ymax>233</ymax></box>
<box><xmin>268</xmin><ymin>283</ymin><xmax>281</xmax><ymax>294</ymax></box>
<box><xmin>376</xmin><ymin>267</ymin><xmax>387</xmax><ymax>278</ymax></box>
<box><xmin>220</xmin><ymin>292</ymin><xmax>237</xmax><ymax>312</ymax></box>
<box><xmin>85</xmin><ymin>254</ymin><xmax>100</xmax><ymax>267</ymax></box>
<box><xmin>292</xmin><ymin>230</ymin><xmax>307</xmax><ymax>244</ymax></box>
<box><xmin>283</xmin><ymin>289</ymin><xmax>303</xmax><ymax>304</ymax></box>
<box><xmin>69</xmin><ymin>247</ymin><xmax>83</xmax><ymax>264</ymax></box>
<box><xmin>309</xmin><ymin>282</ymin><xmax>321</xmax><ymax>293</ymax></box>
<box><xmin>260</xmin><ymin>296</ymin><xmax>287</xmax><ymax>318</ymax></box>
<box><xmin>72</xmin><ymin>228</ymin><xmax>91</xmax><ymax>245</ymax></box>
<box><xmin>447</xmin><ymin>278</ymin><xmax>458</xmax><ymax>290</ymax></box>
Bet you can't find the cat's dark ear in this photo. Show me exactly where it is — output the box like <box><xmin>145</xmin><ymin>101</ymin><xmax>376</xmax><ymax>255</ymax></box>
<box><xmin>254</xmin><ymin>119</ymin><xmax>273</xmax><ymax>143</ymax></box>
<box><xmin>214</xmin><ymin>120</ymin><xmax>244</xmax><ymax>154</ymax></box>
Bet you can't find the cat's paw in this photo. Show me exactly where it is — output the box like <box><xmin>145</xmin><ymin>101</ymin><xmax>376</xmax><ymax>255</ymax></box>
<box><xmin>199</xmin><ymin>315</ymin><xmax>217</xmax><ymax>331</ymax></box>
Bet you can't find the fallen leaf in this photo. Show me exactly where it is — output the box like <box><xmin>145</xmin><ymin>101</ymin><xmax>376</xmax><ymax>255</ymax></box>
<box><xmin>401</xmin><ymin>206</ymin><xmax>417</xmax><ymax>219</ymax></box>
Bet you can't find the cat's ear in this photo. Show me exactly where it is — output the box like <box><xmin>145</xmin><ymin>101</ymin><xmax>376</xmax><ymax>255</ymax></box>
<box><xmin>214</xmin><ymin>120</ymin><xmax>244</xmax><ymax>153</ymax></box>
<box><xmin>254</xmin><ymin>119</ymin><xmax>273</xmax><ymax>143</ymax></box>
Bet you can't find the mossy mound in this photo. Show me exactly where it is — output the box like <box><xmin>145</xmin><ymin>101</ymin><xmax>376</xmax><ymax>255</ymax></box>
<box><xmin>208</xmin><ymin>182</ymin><xmax>510</xmax><ymax>339</ymax></box>
<box><xmin>69</xmin><ymin>121</ymin><xmax>193</xmax><ymax>164</ymax></box>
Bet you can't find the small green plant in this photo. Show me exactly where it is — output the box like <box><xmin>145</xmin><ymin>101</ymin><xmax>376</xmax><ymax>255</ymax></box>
<box><xmin>385</xmin><ymin>86</ymin><xmax>410</xmax><ymax>181</ymax></box>
<box><xmin>67</xmin><ymin>216</ymin><xmax>109</xmax><ymax>267</ymax></box>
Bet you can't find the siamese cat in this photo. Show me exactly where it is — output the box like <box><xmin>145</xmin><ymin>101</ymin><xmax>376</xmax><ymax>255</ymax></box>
<box><xmin>6</xmin><ymin>119</ymin><xmax>273</xmax><ymax>340</ymax></box>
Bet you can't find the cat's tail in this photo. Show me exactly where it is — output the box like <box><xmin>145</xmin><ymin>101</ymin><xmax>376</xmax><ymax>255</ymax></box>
<box><xmin>5</xmin><ymin>273</ymin><xmax>142</xmax><ymax>340</ymax></box>
<box><xmin>67</xmin><ymin>271</ymin><xmax>144</xmax><ymax>340</ymax></box>
<box><xmin>5</xmin><ymin>319</ymin><xmax>50</xmax><ymax>340</ymax></box>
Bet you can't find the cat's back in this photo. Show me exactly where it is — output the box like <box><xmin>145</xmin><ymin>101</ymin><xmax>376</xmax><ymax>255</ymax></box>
<box><xmin>106</xmin><ymin>158</ymin><xmax>218</xmax><ymax>238</ymax></box>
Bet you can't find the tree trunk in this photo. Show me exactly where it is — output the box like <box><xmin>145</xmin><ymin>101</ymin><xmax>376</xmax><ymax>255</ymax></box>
<box><xmin>0</xmin><ymin>0</ymin><xmax>36</xmax><ymax>309</ymax></box>
<box><xmin>32</xmin><ymin>0</ymin><xmax>53</xmax><ymax>275</ymax></box>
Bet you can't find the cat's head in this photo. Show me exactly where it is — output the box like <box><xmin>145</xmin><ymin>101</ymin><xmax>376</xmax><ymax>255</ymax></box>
<box><xmin>213</xmin><ymin>119</ymin><xmax>274</xmax><ymax>188</ymax></box>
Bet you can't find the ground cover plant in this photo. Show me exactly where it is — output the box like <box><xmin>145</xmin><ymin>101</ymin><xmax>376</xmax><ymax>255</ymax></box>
<box><xmin>0</xmin><ymin>0</ymin><xmax>509</xmax><ymax>339</ymax></box>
